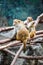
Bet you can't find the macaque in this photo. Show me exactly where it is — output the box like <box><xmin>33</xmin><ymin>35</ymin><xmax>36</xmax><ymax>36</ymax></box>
<box><xmin>13</xmin><ymin>19</ymin><xmax>24</xmax><ymax>26</ymax></box>
<box><xmin>24</xmin><ymin>17</ymin><xmax>36</xmax><ymax>38</ymax></box>
<box><xmin>30</xmin><ymin>13</ymin><xmax>43</xmax><ymax>38</ymax></box>
<box><xmin>13</xmin><ymin>19</ymin><xmax>29</xmax><ymax>51</ymax></box>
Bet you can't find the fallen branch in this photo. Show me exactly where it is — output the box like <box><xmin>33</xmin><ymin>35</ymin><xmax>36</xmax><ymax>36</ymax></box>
<box><xmin>0</xmin><ymin>26</ymin><xmax>14</xmax><ymax>32</ymax></box>
<box><xmin>31</xmin><ymin>34</ymin><xmax>43</xmax><ymax>40</ymax></box>
<box><xmin>34</xmin><ymin>13</ymin><xmax>43</xmax><ymax>27</ymax></box>
<box><xmin>0</xmin><ymin>34</ymin><xmax>43</xmax><ymax>50</ymax></box>
<box><xmin>4</xmin><ymin>49</ymin><xmax>43</xmax><ymax>60</ymax></box>
<box><xmin>10</xmin><ymin>44</ymin><xmax>23</xmax><ymax>65</ymax></box>
<box><xmin>0</xmin><ymin>41</ymin><xmax>21</xmax><ymax>50</ymax></box>
<box><xmin>36</xmin><ymin>30</ymin><xmax>43</xmax><ymax>35</ymax></box>
<box><xmin>0</xmin><ymin>38</ymin><xmax>12</xmax><ymax>44</ymax></box>
<box><xmin>0</xmin><ymin>39</ymin><xmax>43</xmax><ymax>50</ymax></box>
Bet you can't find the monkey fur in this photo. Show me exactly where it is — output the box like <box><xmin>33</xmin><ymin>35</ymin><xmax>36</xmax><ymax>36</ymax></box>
<box><xmin>13</xmin><ymin>19</ymin><xmax>29</xmax><ymax>51</ymax></box>
<box><xmin>24</xmin><ymin>17</ymin><xmax>36</xmax><ymax>38</ymax></box>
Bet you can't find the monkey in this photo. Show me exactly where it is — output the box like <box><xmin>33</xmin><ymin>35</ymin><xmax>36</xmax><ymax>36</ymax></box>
<box><xmin>24</xmin><ymin>17</ymin><xmax>36</xmax><ymax>39</ymax></box>
<box><xmin>29</xmin><ymin>13</ymin><xmax>43</xmax><ymax>38</ymax></box>
<box><xmin>13</xmin><ymin>19</ymin><xmax>29</xmax><ymax>51</ymax></box>
<box><xmin>13</xmin><ymin>19</ymin><xmax>24</xmax><ymax>26</ymax></box>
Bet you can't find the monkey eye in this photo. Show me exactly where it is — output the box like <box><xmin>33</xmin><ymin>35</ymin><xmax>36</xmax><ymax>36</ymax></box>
<box><xmin>18</xmin><ymin>21</ymin><xmax>20</xmax><ymax>23</ymax></box>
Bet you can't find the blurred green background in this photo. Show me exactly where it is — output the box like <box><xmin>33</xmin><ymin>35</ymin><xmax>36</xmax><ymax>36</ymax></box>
<box><xmin>0</xmin><ymin>0</ymin><xmax>43</xmax><ymax>26</ymax></box>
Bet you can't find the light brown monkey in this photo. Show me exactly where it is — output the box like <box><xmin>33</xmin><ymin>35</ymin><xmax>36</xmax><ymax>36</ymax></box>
<box><xmin>13</xmin><ymin>19</ymin><xmax>24</xmax><ymax>26</ymax></box>
<box><xmin>24</xmin><ymin>17</ymin><xmax>36</xmax><ymax>38</ymax></box>
<box><xmin>13</xmin><ymin>19</ymin><xmax>29</xmax><ymax>51</ymax></box>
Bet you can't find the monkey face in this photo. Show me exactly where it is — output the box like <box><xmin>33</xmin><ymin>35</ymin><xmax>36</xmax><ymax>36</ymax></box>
<box><xmin>24</xmin><ymin>17</ymin><xmax>33</xmax><ymax>26</ymax></box>
<box><xmin>13</xmin><ymin>19</ymin><xmax>24</xmax><ymax>26</ymax></box>
<box><xmin>27</xmin><ymin>17</ymin><xmax>33</xmax><ymax>22</ymax></box>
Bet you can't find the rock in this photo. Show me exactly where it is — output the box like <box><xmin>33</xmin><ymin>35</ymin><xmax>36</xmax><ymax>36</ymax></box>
<box><xmin>0</xmin><ymin>17</ymin><xmax>8</xmax><ymax>27</ymax></box>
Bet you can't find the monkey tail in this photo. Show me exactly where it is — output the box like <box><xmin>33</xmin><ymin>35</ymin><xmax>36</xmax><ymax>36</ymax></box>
<box><xmin>23</xmin><ymin>40</ymin><xmax>27</xmax><ymax>52</ymax></box>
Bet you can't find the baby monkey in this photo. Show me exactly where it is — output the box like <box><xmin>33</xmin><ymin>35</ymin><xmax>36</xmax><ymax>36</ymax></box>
<box><xmin>27</xmin><ymin>17</ymin><xmax>36</xmax><ymax>38</ymax></box>
<box><xmin>13</xmin><ymin>19</ymin><xmax>29</xmax><ymax>51</ymax></box>
<box><xmin>24</xmin><ymin>17</ymin><xmax>36</xmax><ymax>38</ymax></box>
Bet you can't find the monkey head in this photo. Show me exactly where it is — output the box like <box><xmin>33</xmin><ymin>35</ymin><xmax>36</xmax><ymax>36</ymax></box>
<box><xmin>13</xmin><ymin>19</ymin><xmax>24</xmax><ymax>26</ymax></box>
<box><xmin>27</xmin><ymin>17</ymin><xmax>33</xmax><ymax>22</ymax></box>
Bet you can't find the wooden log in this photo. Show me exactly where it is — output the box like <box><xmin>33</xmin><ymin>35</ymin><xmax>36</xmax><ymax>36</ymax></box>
<box><xmin>36</xmin><ymin>30</ymin><xmax>43</xmax><ymax>35</ymax></box>
<box><xmin>0</xmin><ymin>41</ymin><xmax>21</xmax><ymax>50</ymax></box>
<box><xmin>10</xmin><ymin>45</ymin><xmax>23</xmax><ymax>65</ymax></box>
